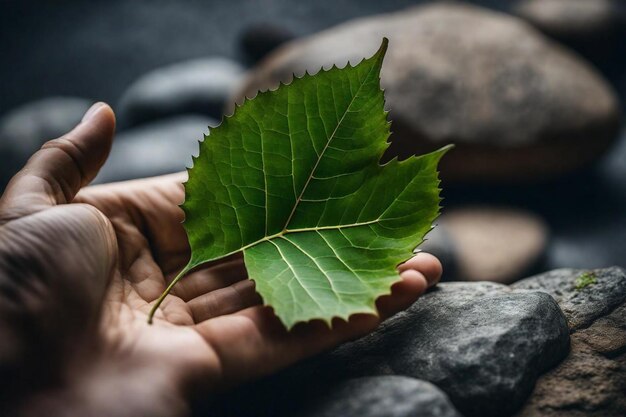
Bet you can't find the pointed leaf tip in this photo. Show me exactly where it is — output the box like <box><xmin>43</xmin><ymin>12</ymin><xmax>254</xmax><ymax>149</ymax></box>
<box><xmin>371</xmin><ymin>37</ymin><xmax>389</xmax><ymax>67</ymax></box>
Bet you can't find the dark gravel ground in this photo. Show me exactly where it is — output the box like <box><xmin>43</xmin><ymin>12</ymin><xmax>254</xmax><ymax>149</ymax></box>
<box><xmin>1</xmin><ymin>0</ymin><xmax>625</xmax><ymax>270</ymax></box>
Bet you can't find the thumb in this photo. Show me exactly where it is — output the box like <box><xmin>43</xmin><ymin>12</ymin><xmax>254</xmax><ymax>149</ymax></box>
<box><xmin>0</xmin><ymin>102</ymin><xmax>115</xmax><ymax>221</ymax></box>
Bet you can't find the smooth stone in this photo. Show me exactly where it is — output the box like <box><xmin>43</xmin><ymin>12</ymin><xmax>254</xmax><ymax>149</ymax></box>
<box><xmin>94</xmin><ymin>116</ymin><xmax>216</xmax><ymax>183</ymax></box>
<box><xmin>234</xmin><ymin>2</ymin><xmax>622</xmax><ymax>182</ymax></box>
<box><xmin>513</xmin><ymin>267</ymin><xmax>626</xmax><ymax>417</ymax></box>
<box><xmin>325</xmin><ymin>282</ymin><xmax>570</xmax><ymax>417</ymax></box>
<box><xmin>441</xmin><ymin>207</ymin><xmax>548</xmax><ymax>283</ymax></box>
<box><xmin>239</xmin><ymin>23</ymin><xmax>295</xmax><ymax>65</ymax></box>
<box><xmin>512</xmin><ymin>267</ymin><xmax>626</xmax><ymax>331</ymax></box>
<box><xmin>117</xmin><ymin>58</ymin><xmax>244</xmax><ymax>128</ymax></box>
<box><xmin>300</xmin><ymin>376</ymin><xmax>462</xmax><ymax>417</ymax></box>
<box><xmin>0</xmin><ymin>97</ymin><xmax>92</xmax><ymax>187</ymax></box>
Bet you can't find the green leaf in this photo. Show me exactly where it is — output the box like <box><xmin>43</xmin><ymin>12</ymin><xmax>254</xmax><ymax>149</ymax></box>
<box><xmin>149</xmin><ymin>38</ymin><xmax>451</xmax><ymax>329</ymax></box>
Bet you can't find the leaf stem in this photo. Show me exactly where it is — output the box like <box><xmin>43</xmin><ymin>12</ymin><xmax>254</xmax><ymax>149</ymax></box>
<box><xmin>147</xmin><ymin>263</ymin><xmax>193</xmax><ymax>324</ymax></box>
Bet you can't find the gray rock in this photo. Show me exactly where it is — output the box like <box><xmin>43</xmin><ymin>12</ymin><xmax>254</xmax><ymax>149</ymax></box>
<box><xmin>95</xmin><ymin>115</ymin><xmax>216</xmax><ymax>183</ymax></box>
<box><xmin>301</xmin><ymin>376</ymin><xmax>462</xmax><ymax>417</ymax></box>
<box><xmin>235</xmin><ymin>2</ymin><xmax>621</xmax><ymax>182</ymax></box>
<box><xmin>326</xmin><ymin>282</ymin><xmax>570</xmax><ymax>417</ymax></box>
<box><xmin>117</xmin><ymin>58</ymin><xmax>244</xmax><ymax>128</ymax></box>
<box><xmin>514</xmin><ymin>267</ymin><xmax>626</xmax><ymax>417</ymax></box>
<box><xmin>512</xmin><ymin>267</ymin><xmax>626</xmax><ymax>331</ymax></box>
<box><xmin>0</xmin><ymin>97</ymin><xmax>92</xmax><ymax>187</ymax></box>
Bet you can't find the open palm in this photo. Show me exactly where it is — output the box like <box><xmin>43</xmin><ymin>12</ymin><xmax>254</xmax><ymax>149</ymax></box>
<box><xmin>0</xmin><ymin>104</ymin><xmax>441</xmax><ymax>417</ymax></box>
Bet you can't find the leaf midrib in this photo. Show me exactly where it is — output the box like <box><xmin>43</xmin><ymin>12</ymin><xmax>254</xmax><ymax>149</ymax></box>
<box><xmin>280</xmin><ymin>62</ymin><xmax>378</xmax><ymax>232</ymax></box>
<box><xmin>196</xmin><ymin>217</ymin><xmax>381</xmax><ymax>265</ymax></box>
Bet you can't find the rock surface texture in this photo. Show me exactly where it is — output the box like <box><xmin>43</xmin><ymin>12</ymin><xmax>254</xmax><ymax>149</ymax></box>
<box><xmin>513</xmin><ymin>267</ymin><xmax>626</xmax><ymax>329</ymax></box>
<box><xmin>513</xmin><ymin>267</ymin><xmax>626</xmax><ymax>417</ymax></box>
<box><xmin>117</xmin><ymin>58</ymin><xmax>244</xmax><ymax>128</ymax></box>
<box><xmin>234</xmin><ymin>3</ymin><xmax>621</xmax><ymax>182</ymax></box>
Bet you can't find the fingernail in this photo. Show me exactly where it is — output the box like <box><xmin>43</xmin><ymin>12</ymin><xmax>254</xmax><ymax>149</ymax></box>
<box><xmin>82</xmin><ymin>102</ymin><xmax>105</xmax><ymax>123</ymax></box>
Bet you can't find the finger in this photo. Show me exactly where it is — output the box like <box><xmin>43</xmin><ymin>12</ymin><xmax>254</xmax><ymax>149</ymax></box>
<box><xmin>178</xmin><ymin>251</ymin><xmax>440</xmax><ymax>303</ymax></box>
<box><xmin>187</xmin><ymin>279</ymin><xmax>262</xmax><ymax>323</ymax></box>
<box><xmin>397</xmin><ymin>252</ymin><xmax>442</xmax><ymax>287</ymax></box>
<box><xmin>0</xmin><ymin>103</ymin><xmax>115</xmax><ymax>221</ymax></box>
<box><xmin>376</xmin><ymin>269</ymin><xmax>428</xmax><ymax>319</ymax></box>
<box><xmin>193</xmin><ymin>253</ymin><xmax>443</xmax><ymax>387</ymax></box>
<box><xmin>77</xmin><ymin>173</ymin><xmax>189</xmax><ymax>276</ymax></box>
<box><xmin>194</xmin><ymin>305</ymin><xmax>380</xmax><ymax>387</ymax></box>
<box><xmin>0</xmin><ymin>203</ymin><xmax>117</xmax><ymax>338</ymax></box>
<box><xmin>171</xmin><ymin>255</ymin><xmax>247</xmax><ymax>301</ymax></box>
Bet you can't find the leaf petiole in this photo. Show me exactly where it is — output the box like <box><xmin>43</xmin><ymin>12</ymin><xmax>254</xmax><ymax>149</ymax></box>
<box><xmin>147</xmin><ymin>262</ymin><xmax>194</xmax><ymax>324</ymax></box>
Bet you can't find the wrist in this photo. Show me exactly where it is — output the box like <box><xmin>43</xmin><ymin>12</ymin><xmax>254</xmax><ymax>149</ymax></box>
<box><xmin>13</xmin><ymin>357</ymin><xmax>191</xmax><ymax>417</ymax></box>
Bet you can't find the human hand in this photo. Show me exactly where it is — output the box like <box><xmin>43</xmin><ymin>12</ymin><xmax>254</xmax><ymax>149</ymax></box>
<box><xmin>0</xmin><ymin>103</ymin><xmax>442</xmax><ymax>417</ymax></box>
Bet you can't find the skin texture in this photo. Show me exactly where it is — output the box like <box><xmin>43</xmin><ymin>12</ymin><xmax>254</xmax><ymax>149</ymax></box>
<box><xmin>0</xmin><ymin>103</ymin><xmax>442</xmax><ymax>417</ymax></box>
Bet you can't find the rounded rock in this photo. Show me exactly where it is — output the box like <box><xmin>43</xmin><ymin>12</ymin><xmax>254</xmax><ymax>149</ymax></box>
<box><xmin>117</xmin><ymin>58</ymin><xmax>245</xmax><ymax>128</ymax></box>
<box><xmin>95</xmin><ymin>115</ymin><xmax>217</xmax><ymax>183</ymax></box>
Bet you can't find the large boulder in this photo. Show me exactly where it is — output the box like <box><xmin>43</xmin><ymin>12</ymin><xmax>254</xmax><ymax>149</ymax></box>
<box><xmin>512</xmin><ymin>267</ymin><xmax>626</xmax><ymax>417</ymax></box>
<box><xmin>234</xmin><ymin>3</ymin><xmax>621</xmax><ymax>183</ymax></box>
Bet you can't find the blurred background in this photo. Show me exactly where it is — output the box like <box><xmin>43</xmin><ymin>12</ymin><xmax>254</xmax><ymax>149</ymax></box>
<box><xmin>1</xmin><ymin>0</ymin><xmax>625</xmax><ymax>284</ymax></box>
